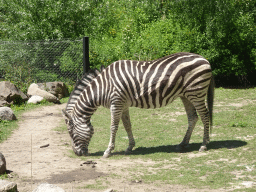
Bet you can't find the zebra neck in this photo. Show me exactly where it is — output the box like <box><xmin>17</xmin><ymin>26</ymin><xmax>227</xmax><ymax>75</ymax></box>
<box><xmin>84</xmin><ymin>72</ymin><xmax>112</xmax><ymax>109</ymax></box>
<box><xmin>73</xmin><ymin>101</ymin><xmax>97</xmax><ymax>124</ymax></box>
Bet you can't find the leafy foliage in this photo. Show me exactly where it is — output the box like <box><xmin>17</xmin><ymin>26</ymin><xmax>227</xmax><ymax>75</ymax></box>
<box><xmin>0</xmin><ymin>0</ymin><xmax>255</xmax><ymax>88</ymax></box>
<box><xmin>169</xmin><ymin>0</ymin><xmax>256</xmax><ymax>77</ymax></box>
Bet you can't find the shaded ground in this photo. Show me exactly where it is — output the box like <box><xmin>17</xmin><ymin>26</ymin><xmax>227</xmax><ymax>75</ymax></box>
<box><xmin>0</xmin><ymin>104</ymin><xmax>225</xmax><ymax>192</ymax></box>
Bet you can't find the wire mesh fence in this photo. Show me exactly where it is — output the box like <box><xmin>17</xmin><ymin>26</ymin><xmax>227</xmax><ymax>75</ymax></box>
<box><xmin>0</xmin><ymin>38</ymin><xmax>84</xmax><ymax>85</ymax></box>
<box><xmin>1</xmin><ymin>38</ymin><xmax>255</xmax><ymax>90</ymax></box>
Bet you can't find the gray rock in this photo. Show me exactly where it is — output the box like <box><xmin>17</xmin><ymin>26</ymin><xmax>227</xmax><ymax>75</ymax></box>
<box><xmin>0</xmin><ymin>107</ymin><xmax>16</xmax><ymax>121</ymax></box>
<box><xmin>27</xmin><ymin>95</ymin><xmax>44</xmax><ymax>104</ymax></box>
<box><xmin>0</xmin><ymin>180</ymin><xmax>17</xmax><ymax>192</ymax></box>
<box><xmin>0</xmin><ymin>152</ymin><xmax>6</xmax><ymax>175</ymax></box>
<box><xmin>27</xmin><ymin>83</ymin><xmax>60</xmax><ymax>104</ymax></box>
<box><xmin>37</xmin><ymin>82</ymin><xmax>69</xmax><ymax>99</ymax></box>
<box><xmin>0</xmin><ymin>100</ymin><xmax>8</xmax><ymax>108</ymax></box>
<box><xmin>32</xmin><ymin>183</ymin><xmax>65</xmax><ymax>192</ymax></box>
<box><xmin>0</xmin><ymin>81</ymin><xmax>28</xmax><ymax>107</ymax></box>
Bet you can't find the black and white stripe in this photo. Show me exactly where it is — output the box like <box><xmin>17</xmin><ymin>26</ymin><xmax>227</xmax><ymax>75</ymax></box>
<box><xmin>65</xmin><ymin>68</ymin><xmax>102</xmax><ymax>114</ymax></box>
<box><xmin>62</xmin><ymin>52</ymin><xmax>214</xmax><ymax>157</ymax></box>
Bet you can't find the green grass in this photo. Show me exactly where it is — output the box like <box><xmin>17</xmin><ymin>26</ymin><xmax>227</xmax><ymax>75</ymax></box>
<box><xmin>2</xmin><ymin>88</ymin><xmax>256</xmax><ymax>191</ymax></box>
<box><xmin>81</xmin><ymin>88</ymin><xmax>256</xmax><ymax>191</ymax></box>
<box><xmin>78</xmin><ymin>179</ymin><xmax>109</xmax><ymax>191</ymax></box>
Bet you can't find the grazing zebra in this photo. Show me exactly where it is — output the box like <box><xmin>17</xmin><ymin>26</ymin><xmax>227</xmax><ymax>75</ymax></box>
<box><xmin>62</xmin><ymin>52</ymin><xmax>214</xmax><ymax>158</ymax></box>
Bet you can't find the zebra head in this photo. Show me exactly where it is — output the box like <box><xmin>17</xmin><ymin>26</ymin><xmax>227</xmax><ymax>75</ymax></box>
<box><xmin>62</xmin><ymin>109</ymin><xmax>92</xmax><ymax>156</ymax></box>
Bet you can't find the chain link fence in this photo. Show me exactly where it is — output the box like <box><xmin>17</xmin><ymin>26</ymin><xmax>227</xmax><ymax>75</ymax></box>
<box><xmin>1</xmin><ymin>38</ymin><xmax>255</xmax><ymax>90</ymax></box>
<box><xmin>0</xmin><ymin>38</ymin><xmax>84</xmax><ymax>87</ymax></box>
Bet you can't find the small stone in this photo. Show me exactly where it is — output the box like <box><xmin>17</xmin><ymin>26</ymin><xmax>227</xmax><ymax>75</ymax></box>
<box><xmin>40</xmin><ymin>144</ymin><xmax>50</xmax><ymax>148</ymax></box>
<box><xmin>83</xmin><ymin>160</ymin><xmax>97</xmax><ymax>165</ymax></box>
<box><xmin>132</xmin><ymin>180</ymin><xmax>142</xmax><ymax>183</ymax></box>
<box><xmin>104</xmin><ymin>189</ymin><xmax>114</xmax><ymax>192</ymax></box>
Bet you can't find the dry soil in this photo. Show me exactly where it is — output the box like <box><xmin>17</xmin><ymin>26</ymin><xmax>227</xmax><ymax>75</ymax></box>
<box><xmin>0</xmin><ymin>104</ymin><xmax>224</xmax><ymax>192</ymax></box>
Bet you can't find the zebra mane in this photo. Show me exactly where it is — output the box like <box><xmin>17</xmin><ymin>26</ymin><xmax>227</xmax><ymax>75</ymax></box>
<box><xmin>65</xmin><ymin>65</ymin><xmax>105</xmax><ymax>112</ymax></box>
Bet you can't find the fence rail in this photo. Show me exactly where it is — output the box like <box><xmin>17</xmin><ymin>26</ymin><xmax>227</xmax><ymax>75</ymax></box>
<box><xmin>0</xmin><ymin>38</ymin><xmax>87</xmax><ymax>85</ymax></box>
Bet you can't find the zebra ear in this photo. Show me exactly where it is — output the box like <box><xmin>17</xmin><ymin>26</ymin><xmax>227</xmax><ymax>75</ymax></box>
<box><xmin>100</xmin><ymin>65</ymin><xmax>105</xmax><ymax>72</ymax></box>
<box><xmin>62</xmin><ymin>109</ymin><xmax>72</xmax><ymax>120</ymax></box>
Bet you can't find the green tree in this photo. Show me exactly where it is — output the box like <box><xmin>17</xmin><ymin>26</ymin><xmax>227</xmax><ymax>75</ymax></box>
<box><xmin>0</xmin><ymin>0</ymin><xmax>255</xmax><ymax>87</ymax></box>
<box><xmin>0</xmin><ymin>0</ymin><xmax>100</xmax><ymax>40</ymax></box>
<box><xmin>168</xmin><ymin>0</ymin><xmax>256</xmax><ymax>78</ymax></box>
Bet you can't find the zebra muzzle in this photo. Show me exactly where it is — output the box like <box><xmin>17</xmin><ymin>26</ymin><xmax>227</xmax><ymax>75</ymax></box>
<box><xmin>73</xmin><ymin>145</ymin><xmax>88</xmax><ymax>156</ymax></box>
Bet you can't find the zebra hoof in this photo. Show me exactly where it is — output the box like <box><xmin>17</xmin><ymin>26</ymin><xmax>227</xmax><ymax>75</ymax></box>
<box><xmin>176</xmin><ymin>143</ymin><xmax>189</xmax><ymax>151</ymax></box>
<box><xmin>102</xmin><ymin>153</ymin><xmax>112</xmax><ymax>158</ymax></box>
<box><xmin>124</xmin><ymin>149</ymin><xmax>132</xmax><ymax>155</ymax></box>
<box><xmin>199</xmin><ymin>146</ymin><xmax>207</xmax><ymax>152</ymax></box>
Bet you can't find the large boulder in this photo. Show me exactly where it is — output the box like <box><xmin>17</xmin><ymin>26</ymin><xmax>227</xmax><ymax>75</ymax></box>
<box><xmin>37</xmin><ymin>82</ymin><xmax>69</xmax><ymax>99</ymax></box>
<box><xmin>0</xmin><ymin>152</ymin><xmax>6</xmax><ymax>175</ymax></box>
<box><xmin>0</xmin><ymin>81</ymin><xmax>28</xmax><ymax>107</ymax></box>
<box><xmin>0</xmin><ymin>180</ymin><xmax>17</xmax><ymax>192</ymax></box>
<box><xmin>27</xmin><ymin>83</ymin><xmax>60</xmax><ymax>104</ymax></box>
<box><xmin>0</xmin><ymin>107</ymin><xmax>16</xmax><ymax>121</ymax></box>
<box><xmin>32</xmin><ymin>183</ymin><xmax>65</xmax><ymax>192</ymax></box>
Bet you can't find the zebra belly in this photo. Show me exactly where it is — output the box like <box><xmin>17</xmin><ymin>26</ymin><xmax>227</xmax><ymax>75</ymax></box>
<box><xmin>131</xmin><ymin>79</ymin><xmax>183</xmax><ymax>109</ymax></box>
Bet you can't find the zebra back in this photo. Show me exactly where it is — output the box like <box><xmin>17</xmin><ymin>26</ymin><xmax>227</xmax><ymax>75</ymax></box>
<box><xmin>65</xmin><ymin>66</ymin><xmax>105</xmax><ymax>113</ymax></box>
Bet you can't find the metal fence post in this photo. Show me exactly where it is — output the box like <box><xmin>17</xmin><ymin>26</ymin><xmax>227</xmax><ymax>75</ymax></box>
<box><xmin>83</xmin><ymin>37</ymin><xmax>90</xmax><ymax>74</ymax></box>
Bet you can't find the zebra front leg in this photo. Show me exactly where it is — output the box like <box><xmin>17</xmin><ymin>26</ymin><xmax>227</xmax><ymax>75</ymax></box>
<box><xmin>103</xmin><ymin>125</ymin><xmax>118</xmax><ymax>158</ymax></box>
<box><xmin>177</xmin><ymin>97</ymin><xmax>198</xmax><ymax>151</ymax></box>
<box><xmin>103</xmin><ymin>104</ymin><xmax>123</xmax><ymax>158</ymax></box>
<box><xmin>121</xmin><ymin>108</ymin><xmax>135</xmax><ymax>155</ymax></box>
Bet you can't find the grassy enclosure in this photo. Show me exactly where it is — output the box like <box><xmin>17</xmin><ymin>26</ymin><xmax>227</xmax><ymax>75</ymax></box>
<box><xmin>1</xmin><ymin>88</ymin><xmax>255</xmax><ymax>191</ymax></box>
<box><xmin>58</xmin><ymin>88</ymin><xmax>256</xmax><ymax>191</ymax></box>
<box><xmin>1</xmin><ymin>0</ymin><xmax>255</xmax><ymax>190</ymax></box>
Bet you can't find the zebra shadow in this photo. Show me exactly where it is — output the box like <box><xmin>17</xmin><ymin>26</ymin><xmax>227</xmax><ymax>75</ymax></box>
<box><xmin>89</xmin><ymin>140</ymin><xmax>247</xmax><ymax>156</ymax></box>
<box><xmin>130</xmin><ymin>140</ymin><xmax>247</xmax><ymax>156</ymax></box>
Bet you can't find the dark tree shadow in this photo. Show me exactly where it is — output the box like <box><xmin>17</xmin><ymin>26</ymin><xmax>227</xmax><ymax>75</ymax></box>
<box><xmin>89</xmin><ymin>140</ymin><xmax>247</xmax><ymax>157</ymax></box>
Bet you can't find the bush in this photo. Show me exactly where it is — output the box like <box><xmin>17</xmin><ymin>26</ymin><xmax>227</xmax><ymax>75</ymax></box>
<box><xmin>168</xmin><ymin>0</ymin><xmax>256</xmax><ymax>78</ymax></box>
<box><xmin>0</xmin><ymin>0</ymin><xmax>255</xmax><ymax>87</ymax></box>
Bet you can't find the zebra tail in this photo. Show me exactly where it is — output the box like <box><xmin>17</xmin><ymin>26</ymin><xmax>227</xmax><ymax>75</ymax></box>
<box><xmin>207</xmin><ymin>77</ymin><xmax>215</xmax><ymax>134</ymax></box>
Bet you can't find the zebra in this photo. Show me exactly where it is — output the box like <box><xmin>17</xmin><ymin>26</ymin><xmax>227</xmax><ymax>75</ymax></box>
<box><xmin>62</xmin><ymin>52</ymin><xmax>214</xmax><ymax>158</ymax></box>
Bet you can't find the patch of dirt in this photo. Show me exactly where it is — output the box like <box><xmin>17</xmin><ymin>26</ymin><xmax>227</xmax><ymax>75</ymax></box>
<box><xmin>215</xmin><ymin>99</ymin><xmax>256</xmax><ymax>108</ymax></box>
<box><xmin>0</xmin><ymin>104</ymin><xmax>224</xmax><ymax>192</ymax></box>
<box><xmin>45</xmin><ymin>166</ymin><xmax>105</xmax><ymax>184</ymax></box>
<box><xmin>187</xmin><ymin>152</ymin><xmax>208</xmax><ymax>158</ymax></box>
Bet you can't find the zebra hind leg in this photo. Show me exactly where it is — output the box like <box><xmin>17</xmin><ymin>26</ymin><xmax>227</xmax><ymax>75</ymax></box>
<box><xmin>193</xmin><ymin>100</ymin><xmax>210</xmax><ymax>152</ymax></box>
<box><xmin>177</xmin><ymin>97</ymin><xmax>199</xmax><ymax>151</ymax></box>
<box><xmin>121</xmin><ymin>108</ymin><xmax>135</xmax><ymax>155</ymax></box>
